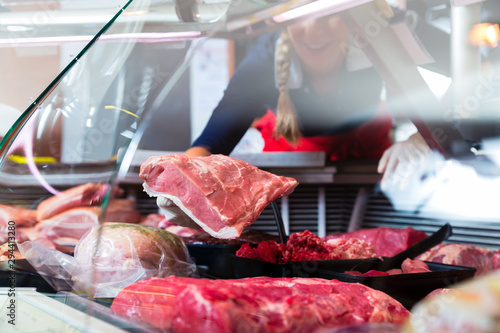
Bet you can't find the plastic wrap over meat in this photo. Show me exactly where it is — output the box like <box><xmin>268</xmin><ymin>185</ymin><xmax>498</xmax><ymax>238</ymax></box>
<box><xmin>17</xmin><ymin>223</ymin><xmax>197</xmax><ymax>297</ymax></box>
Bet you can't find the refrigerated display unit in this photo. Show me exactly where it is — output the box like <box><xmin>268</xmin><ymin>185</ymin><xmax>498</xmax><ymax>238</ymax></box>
<box><xmin>1</xmin><ymin>0</ymin><xmax>500</xmax><ymax>332</ymax></box>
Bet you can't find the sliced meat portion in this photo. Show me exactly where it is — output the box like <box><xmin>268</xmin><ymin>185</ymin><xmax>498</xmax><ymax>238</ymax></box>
<box><xmin>35</xmin><ymin>207</ymin><xmax>101</xmax><ymax>246</ymax></box>
<box><xmin>140</xmin><ymin>154</ymin><xmax>298</xmax><ymax>239</ymax></box>
<box><xmin>0</xmin><ymin>204</ymin><xmax>37</xmax><ymax>227</ymax></box>
<box><xmin>140</xmin><ymin>213</ymin><xmax>169</xmax><ymax>228</ymax></box>
<box><xmin>493</xmin><ymin>249</ymin><xmax>500</xmax><ymax>270</ymax></box>
<box><xmin>36</xmin><ymin>183</ymin><xmax>109</xmax><ymax>220</ymax></box>
<box><xmin>32</xmin><ymin>198</ymin><xmax>143</xmax><ymax>246</ymax></box>
<box><xmin>417</xmin><ymin>243</ymin><xmax>495</xmax><ymax>276</ymax></box>
<box><xmin>0</xmin><ymin>204</ymin><xmax>37</xmax><ymax>243</ymax></box>
<box><xmin>325</xmin><ymin>227</ymin><xmax>428</xmax><ymax>257</ymax></box>
<box><xmin>401</xmin><ymin>258</ymin><xmax>431</xmax><ymax>274</ymax></box>
<box><xmin>111</xmin><ymin>276</ymin><xmax>410</xmax><ymax>333</ymax></box>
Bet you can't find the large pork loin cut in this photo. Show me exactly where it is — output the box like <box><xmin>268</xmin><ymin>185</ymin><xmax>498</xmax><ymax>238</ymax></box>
<box><xmin>111</xmin><ymin>276</ymin><xmax>410</xmax><ymax>333</ymax></box>
<box><xmin>140</xmin><ymin>154</ymin><xmax>298</xmax><ymax>239</ymax></box>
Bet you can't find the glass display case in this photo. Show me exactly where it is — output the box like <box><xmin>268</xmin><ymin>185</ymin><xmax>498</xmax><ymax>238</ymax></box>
<box><xmin>1</xmin><ymin>0</ymin><xmax>500</xmax><ymax>332</ymax></box>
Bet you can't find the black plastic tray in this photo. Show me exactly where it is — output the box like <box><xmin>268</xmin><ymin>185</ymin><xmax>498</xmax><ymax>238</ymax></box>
<box><xmin>187</xmin><ymin>244</ymin><xmax>241</xmax><ymax>279</ymax></box>
<box><xmin>230</xmin><ymin>255</ymin><xmax>476</xmax><ymax>309</ymax></box>
<box><xmin>230</xmin><ymin>256</ymin><xmax>379</xmax><ymax>278</ymax></box>
<box><xmin>0</xmin><ymin>269</ymin><xmax>58</xmax><ymax>293</ymax></box>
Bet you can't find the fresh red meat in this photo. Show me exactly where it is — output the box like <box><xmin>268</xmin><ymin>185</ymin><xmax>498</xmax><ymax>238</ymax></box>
<box><xmin>0</xmin><ymin>204</ymin><xmax>38</xmax><ymax>243</ymax></box>
<box><xmin>493</xmin><ymin>249</ymin><xmax>500</xmax><ymax>270</ymax></box>
<box><xmin>424</xmin><ymin>288</ymin><xmax>454</xmax><ymax>300</ymax></box>
<box><xmin>401</xmin><ymin>258</ymin><xmax>431</xmax><ymax>274</ymax></box>
<box><xmin>344</xmin><ymin>270</ymin><xmax>390</xmax><ymax>277</ymax></box>
<box><xmin>284</xmin><ymin>230</ymin><xmax>338</xmax><ymax>261</ymax></box>
<box><xmin>325</xmin><ymin>227</ymin><xmax>428</xmax><ymax>257</ymax></box>
<box><xmin>417</xmin><ymin>243</ymin><xmax>495</xmax><ymax>276</ymax></box>
<box><xmin>140</xmin><ymin>154</ymin><xmax>298</xmax><ymax>239</ymax></box>
<box><xmin>386</xmin><ymin>269</ymin><xmax>403</xmax><ymax>275</ymax></box>
<box><xmin>36</xmin><ymin>183</ymin><xmax>109</xmax><ymax>220</ymax></box>
<box><xmin>325</xmin><ymin>238</ymin><xmax>381</xmax><ymax>260</ymax></box>
<box><xmin>236</xmin><ymin>230</ymin><xmax>378</xmax><ymax>263</ymax></box>
<box><xmin>237</xmin><ymin>241</ymin><xmax>287</xmax><ymax>264</ymax></box>
<box><xmin>35</xmin><ymin>207</ymin><xmax>101</xmax><ymax>246</ymax></box>
<box><xmin>111</xmin><ymin>276</ymin><xmax>410</xmax><ymax>333</ymax></box>
<box><xmin>140</xmin><ymin>213</ymin><xmax>172</xmax><ymax>228</ymax></box>
<box><xmin>343</xmin><ymin>259</ymin><xmax>430</xmax><ymax>276</ymax></box>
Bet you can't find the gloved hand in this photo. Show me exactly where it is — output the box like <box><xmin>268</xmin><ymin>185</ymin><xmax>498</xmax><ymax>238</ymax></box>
<box><xmin>377</xmin><ymin>132</ymin><xmax>432</xmax><ymax>191</ymax></box>
<box><xmin>156</xmin><ymin>196</ymin><xmax>201</xmax><ymax>229</ymax></box>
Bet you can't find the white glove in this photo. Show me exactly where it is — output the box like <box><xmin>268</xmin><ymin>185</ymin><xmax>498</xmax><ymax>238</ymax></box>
<box><xmin>156</xmin><ymin>196</ymin><xmax>201</xmax><ymax>229</ymax></box>
<box><xmin>377</xmin><ymin>132</ymin><xmax>432</xmax><ymax>191</ymax></box>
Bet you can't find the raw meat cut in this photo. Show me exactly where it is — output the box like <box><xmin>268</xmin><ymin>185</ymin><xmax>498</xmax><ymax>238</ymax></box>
<box><xmin>35</xmin><ymin>207</ymin><xmax>101</xmax><ymax>246</ymax></box>
<box><xmin>417</xmin><ymin>243</ymin><xmax>496</xmax><ymax>276</ymax></box>
<box><xmin>74</xmin><ymin>223</ymin><xmax>196</xmax><ymax>287</ymax></box>
<box><xmin>494</xmin><ymin>249</ymin><xmax>500</xmax><ymax>270</ymax></box>
<box><xmin>401</xmin><ymin>258</ymin><xmax>431</xmax><ymax>274</ymax></box>
<box><xmin>343</xmin><ymin>270</ymin><xmax>390</xmax><ymax>277</ymax></box>
<box><xmin>140</xmin><ymin>213</ymin><xmax>170</xmax><ymax>228</ymax></box>
<box><xmin>140</xmin><ymin>154</ymin><xmax>298</xmax><ymax>239</ymax></box>
<box><xmin>324</xmin><ymin>227</ymin><xmax>428</xmax><ymax>257</ymax></box>
<box><xmin>36</xmin><ymin>183</ymin><xmax>109</xmax><ymax>220</ymax></box>
<box><xmin>236</xmin><ymin>230</ymin><xmax>379</xmax><ymax>263</ymax></box>
<box><xmin>30</xmin><ymin>199</ymin><xmax>142</xmax><ymax>246</ymax></box>
<box><xmin>0</xmin><ymin>204</ymin><xmax>38</xmax><ymax>243</ymax></box>
<box><xmin>102</xmin><ymin>198</ymin><xmax>142</xmax><ymax>224</ymax></box>
<box><xmin>344</xmin><ymin>259</ymin><xmax>430</xmax><ymax>276</ymax></box>
<box><xmin>111</xmin><ymin>276</ymin><xmax>410</xmax><ymax>333</ymax></box>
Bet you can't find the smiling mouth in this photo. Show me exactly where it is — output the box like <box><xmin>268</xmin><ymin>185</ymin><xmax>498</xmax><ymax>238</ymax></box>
<box><xmin>305</xmin><ymin>42</ymin><xmax>329</xmax><ymax>51</ymax></box>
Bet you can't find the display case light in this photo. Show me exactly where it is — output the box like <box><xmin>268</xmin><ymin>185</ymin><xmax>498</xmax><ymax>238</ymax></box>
<box><xmin>469</xmin><ymin>22</ymin><xmax>500</xmax><ymax>47</ymax></box>
<box><xmin>272</xmin><ymin>0</ymin><xmax>372</xmax><ymax>23</ymax></box>
<box><xmin>0</xmin><ymin>31</ymin><xmax>203</xmax><ymax>47</ymax></box>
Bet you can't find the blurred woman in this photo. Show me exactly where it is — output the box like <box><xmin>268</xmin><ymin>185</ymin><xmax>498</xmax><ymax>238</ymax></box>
<box><xmin>186</xmin><ymin>14</ymin><xmax>429</xmax><ymax>185</ymax></box>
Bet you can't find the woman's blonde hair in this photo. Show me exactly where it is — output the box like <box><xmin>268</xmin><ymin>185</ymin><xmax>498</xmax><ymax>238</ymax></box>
<box><xmin>274</xmin><ymin>29</ymin><xmax>301</xmax><ymax>146</ymax></box>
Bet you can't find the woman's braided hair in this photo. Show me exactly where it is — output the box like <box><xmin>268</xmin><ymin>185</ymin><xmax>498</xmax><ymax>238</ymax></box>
<box><xmin>274</xmin><ymin>29</ymin><xmax>301</xmax><ymax>145</ymax></box>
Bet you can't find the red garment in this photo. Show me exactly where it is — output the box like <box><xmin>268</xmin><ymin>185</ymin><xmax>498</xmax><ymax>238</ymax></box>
<box><xmin>255</xmin><ymin>107</ymin><xmax>393</xmax><ymax>161</ymax></box>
